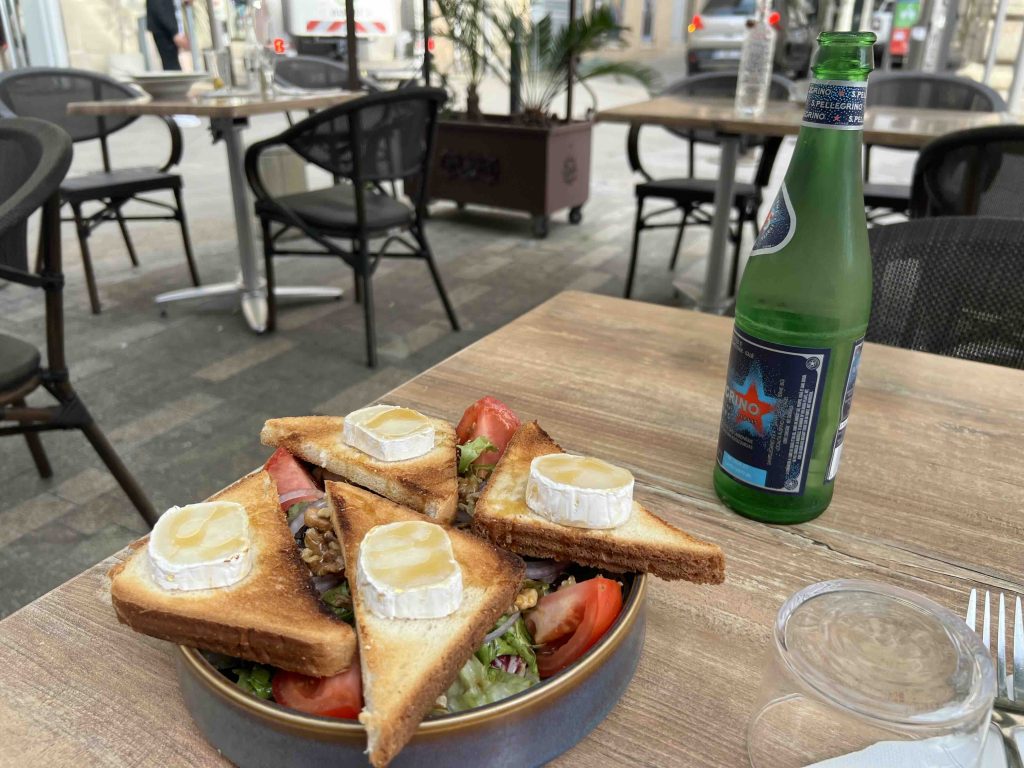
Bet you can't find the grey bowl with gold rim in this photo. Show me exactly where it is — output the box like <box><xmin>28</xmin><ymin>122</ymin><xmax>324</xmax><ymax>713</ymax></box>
<box><xmin>177</xmin><ymin>573</ymin><xmax>646</xmax><ymax>767</ymax></box>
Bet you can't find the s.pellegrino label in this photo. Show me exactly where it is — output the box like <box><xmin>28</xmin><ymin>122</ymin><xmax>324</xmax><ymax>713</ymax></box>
<box><xmin>716</xmin><ymin>328</ymin><xmax>830</xmax><ymax>495</ymax></box>
<box><xmin>751</xmin><ymin>183</ymin><xmax>796</xmax><ymax>257</ymax></box>
<box><xmin>824</xmin><ymin>338</ymin><xmax>863</xmax><ymax>484</ymax></box>
<box><xmin>801</xmin><ymin>80</ymin><xmax>867</xmax><ymax>130</ymax></box>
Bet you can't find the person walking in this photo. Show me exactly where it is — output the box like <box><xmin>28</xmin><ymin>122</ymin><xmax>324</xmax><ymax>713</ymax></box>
<box><xmin>147</xmin><ymin>0</ymin><xmax>190</xmax><ymax>71</ymax></box>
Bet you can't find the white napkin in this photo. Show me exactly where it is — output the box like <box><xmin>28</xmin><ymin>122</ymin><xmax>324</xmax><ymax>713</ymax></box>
<box><xmin>805</xmin><ymin>724</ymin><xmax>1006</xmax><ymax>768</ymax></box>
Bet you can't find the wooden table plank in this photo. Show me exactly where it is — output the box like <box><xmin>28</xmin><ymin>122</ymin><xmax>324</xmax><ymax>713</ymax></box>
<box><xmin>595</xmin><ymin>96</ymin><xmax>1014</xmax><ymax>148</ymax></box>
<box><xmin>2</xmin><ymin>291</ymin><xmax>1022</xmax><ymax>767</ymax></box>
<box><xmin>67</xmin><ymin>88</ymin><xmax>359</xmax><ymax>119</ymax></box>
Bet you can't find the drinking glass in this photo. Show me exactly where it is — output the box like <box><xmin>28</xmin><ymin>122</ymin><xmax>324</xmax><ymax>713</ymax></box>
<box><xmin>203</xmin><ymin>49</ymin><xmax>233</xmax><ymax>90</ymax></box>
<box><xmin>748</xmin><ymin>580</ymin><xmax>995</xmax><ymax>768</ymax></box>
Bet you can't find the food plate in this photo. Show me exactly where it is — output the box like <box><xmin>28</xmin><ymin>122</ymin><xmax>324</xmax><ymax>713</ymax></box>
<box><xmin>129</xmin><ymin>72</ymin><xmax>209</xmax><ymax>100</ymax></box>
<box><xmin>177</xmin><ymin>572</ymin><xmax>646</xmax><ymax>768</ymax></box>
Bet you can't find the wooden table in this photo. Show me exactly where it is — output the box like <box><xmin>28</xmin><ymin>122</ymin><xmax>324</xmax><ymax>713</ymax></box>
<box><xmin>596</xmin><ymin>96</ymin><xmax>1014</xmax><ymax>314</ymax></box>
<box><xmin>2</xmin><ymin>291</ymin><xmax>1022</xmax><ymax>766</ymax></box>
<box><xmin>68</xmin><ymin>88</ymin><xmax>360</xmax><ymax>332</ymax></box>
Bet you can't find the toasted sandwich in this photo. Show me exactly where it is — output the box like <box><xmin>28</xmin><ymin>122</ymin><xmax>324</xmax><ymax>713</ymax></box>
<box><xmin>262</xmin><ymin>410</ymin><xmax>459</xmax><ymax>524</ymax></box>
<box><xmin>472</xmin><ymin>421</ymin><xmax>725</xmax><ymax>583</ymax></box>
<box><xmin>108</xmin><ymin>469</ymin><xmax>357</xmax><ymax>677</ymax></box>
<box><xmin>328</xmin><ymin>480</ymin><xmax>524</xmax><ymax>767</ymax></box>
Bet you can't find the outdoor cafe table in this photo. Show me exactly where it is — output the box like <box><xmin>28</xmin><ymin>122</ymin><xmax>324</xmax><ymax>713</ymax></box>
<box><xmin>1</xmin><ymin>290</ymin><xmax>1022</xmax><ymax>766</ymax></box>
<box><xmin>596</xmin><ymin>96</ymin><xmax>1013</xmax><ymax>315</ymax></box>
<box><xmin>67</xmin><ymin>88</ymin><xmax>361</xmax><ymax>333</ymax></box>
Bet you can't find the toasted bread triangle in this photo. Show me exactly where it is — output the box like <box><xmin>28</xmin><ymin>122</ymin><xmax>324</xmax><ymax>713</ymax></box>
<box><xmin>328</xmin><ymin>481</ymin><xmax>524</xmax><ymax>768</ymax></box>
<box><xmin>473</xmin><ymin>422</ymin><xmax>726</xmax><ymax>583</ymax></box>
<box><xmin>262</xmin><ymin>415</ymin><xmax>459</xmax><ymax>524</ymax></box>
<box><xmin>108</xmin><ymin>470</ymin><xmax>357</xmax><ymax>676</ymax></box>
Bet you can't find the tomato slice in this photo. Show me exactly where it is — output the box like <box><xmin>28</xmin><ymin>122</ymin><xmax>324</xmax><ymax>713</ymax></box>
<box><xmin>271</xmin><ymin>661</ymin><xmax>362</xmax><ymax>719</ymax></box>
<box><xmin>264</xmin><ymin>447</ymin><xmax>320</xmax><ymax>510</ymax></box>
<box><xmin>455</xmin><ymin>396</ymin><xmax>520</xmax><ymax>466</ymax></box>
<box><xmin>529</xmin><ymin>577</ymin><xmax>623</xmax><ymax>679</ymax></box>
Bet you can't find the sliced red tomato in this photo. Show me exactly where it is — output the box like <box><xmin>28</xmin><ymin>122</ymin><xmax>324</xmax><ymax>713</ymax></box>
<box><xmin>455</xmin><ymin>396</ymin><xmax>520</xmax><ymax>466</ymax></box>
<box><xmin>271</xmin><ymin>661</ymin><xmax>362</xmax><ymax>719</ymax></box>
<box><xmin>264</xmin><ymin>447</ymin><xmax>320</xmax><ymax>510</ymax></box>
<box><xmin>528</xmin><ymin>577</ymin><xmax>623</xmax><ymax>679</ymax></box>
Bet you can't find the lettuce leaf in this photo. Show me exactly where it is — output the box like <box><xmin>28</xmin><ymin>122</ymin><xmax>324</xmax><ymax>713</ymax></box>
<box><xmin>476</xmin><ymin>615</ymin><xmax>538</xmax><ymax>677</ymax></box>
<box><xmin>321</xmin><ymin>582</ymin><xmax>355</xmax><ymax>624</ymax></box>
<box><xmin>445</xmin><ymin>655</ymin><xmax>536</xmax><ymax>712</ymax></box>
<box><xmin>233</xmin><ymin>664</ymin><xmax>273</xmax><ymax>699</ymax></box>
<box><xmin>457</xmin><ymin>436</ymin><xmax>498</xmax><ymax>475</ymax></box>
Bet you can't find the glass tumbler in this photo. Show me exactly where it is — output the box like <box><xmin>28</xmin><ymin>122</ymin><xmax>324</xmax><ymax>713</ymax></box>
<box><xmin>203</xmin><ymin>49</ymin><xmax>233</xmax><ymax>90</ymax></box>
<box><xmin>748</xmin><ymin>580</ymin><xmax>995</xmax><ymax>768</ymax></box>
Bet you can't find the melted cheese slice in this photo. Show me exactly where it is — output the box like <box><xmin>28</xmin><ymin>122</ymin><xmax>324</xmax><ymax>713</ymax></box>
<box><xmin>343</xmin><ymin>405</ymin><xmax>435</xmax><ymax>462</ymax></box>
<box><xmin>526</xmin><ymin>453</ymin><xmax>635</xmax><ymax>529</ymax></box>
<box><xmin>148</xmin><ymin>501</ymin><xmax>253</xmax><ymax>591</ymax></box>
<box><xmin>356</xmin><ymin>520</ymin><xmax>463</xmax><ymax>619</ymax></box>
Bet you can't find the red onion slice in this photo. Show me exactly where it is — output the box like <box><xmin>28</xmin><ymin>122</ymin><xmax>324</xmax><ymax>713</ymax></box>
<box><xmin>279</xmin><ymin>488</ymin><xmax>324</xmax><ymax>506</ymax></box>
<box><xmin>483</xmin><ymin>611</ymin><xmax>521</xmax><ymax>644</ymax></box>
<box><xmin>312</xmin><ymin>575</ymin><xmax>343</xmax><ymax>594</ymax></box>
<box><xmin>288</xmin><ymin>513</ymin><xmax>307</xmax><ymax>536</ymax></box>
<box><xmin>524</xmin><ymin>559</ymin><xmax>567</xmax><ymax>583</ymax></box>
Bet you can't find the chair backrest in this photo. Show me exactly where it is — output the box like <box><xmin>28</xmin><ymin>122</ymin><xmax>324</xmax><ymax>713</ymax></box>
<box><xmin>274</xmin><ymin>55</ymin><xmax>382</xmax><ymax>93</ymax></box>
<box><xmin>282</xmin><ymin>87</ymin><xmax>445</xmax><ymax>189</ymax></box>
<box><xmin>867</xmin><ymin>216</ymin><xmax>1024</xmax><ymax>369</ymax></box>
<box><xmin>0</xmin><ymin>117</ymin><xmax>72</xmax><ymax>281</ymax></box>
<box><xmin>866</xmin><ymin>71</ymin><xmax>1006</xmax><ymax>113</ymax></box>
<box><xmin>0</xmin><ymin>67</ymin><xmax>141</xmax><ymax>144</ymax></box>
<box><xmin>909</xmin><ymin>125</ymin><xmax>1024</xmax><ymax>218</ymax></box>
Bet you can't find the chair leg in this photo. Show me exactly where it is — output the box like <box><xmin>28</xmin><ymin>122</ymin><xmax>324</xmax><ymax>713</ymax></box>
<box><xmin>624</xmin><ymin>200</ymin><xmax>644</xmax><ymax>299</ymax></box>
<box><xmin>114</xmin><ymin>202</ymin><xmax>140</xmax><ymax>267</ymax></box>
<box><xmin>15</xmin><ymin>398</ymin><xmax>52</xmax><ymax>478</ymax></box>
<box><xmin>668</xmin><ymin>208</ymin><xmax>688</xmax><ymax>272</ymax></box>
<box><xmin>260</xmin><ymin>217</ymin><xmax>277</xmax><ymax>333</ymax></box>
<box><xmin>172</xmin><ymin>187</ymin><xmax>201</xmax><ymax>287</ymax></box>
<box><xmin>71</xmin><ymin>202</ymin><xmax>102</xmax><ymax>314</ymax></box>
<box><xmin>414</xmin><ymin>228</ymin><xmax>460</xmax><ymax>331</ymax></box>
<box><xmin>359</xmin><ymin>270</ymin><xmax>378</xmax><ymax>368</ymax></box>
<box><xmin>80</xmin><ymin>416</ymin><xmax>158</xmax><ymax>528</ymax></box>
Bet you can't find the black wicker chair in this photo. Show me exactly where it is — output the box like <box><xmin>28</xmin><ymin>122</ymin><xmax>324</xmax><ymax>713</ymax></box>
<box><xmin>245</xmin><ymin>87</ymin><xmax>458</xmax><ymax>368</ymax></box>
<box><xmin>863</xmin><ymin>72</ymin><xmax>1006</xmax><ymax>222</ymax></box>
<box><xmin>0</xmin><ymin>118</ymin><xmax>156</xmax><ymax>527</ymax></box>
<box><xmin>274</xmin><ymin>54</ymin><xmax>382</xmax><ymax>93</ymax></box>
<box><xmin>868</xmin><ymin>217</ymin><xmax>1024</xmax><ymax>369</ymax></box>
<box><xmin>623</xmin><ymin>72</ymin><xmax>794</xmax><ymax>300</ymax></box>
<box><xmin>909</xmin><ymin>125</ymin><xmax>1024</xmax><ymax>218</ymax></box>
<box><xmin>0</xmin><ymin>67</ymin><xmax>200</xmax><ymax>314</ymax></box>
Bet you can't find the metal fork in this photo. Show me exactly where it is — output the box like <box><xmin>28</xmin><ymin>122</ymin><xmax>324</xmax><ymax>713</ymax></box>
<box><xmin>967</xmin><ymin>589</ymin><xmax>1024</xmax><ymax>766</ymax></box>
<box><xmin>967</xmin><ymin>590</ymin><xmax>1024</xmax><ymax>709</ymax></box>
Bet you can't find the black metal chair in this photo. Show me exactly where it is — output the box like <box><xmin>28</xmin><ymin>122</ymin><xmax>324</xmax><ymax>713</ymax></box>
<box><xmin>0</xmin><ymin>118</ymin><xmax>156</xmax><ymax>527</ymax></box>
<box><xmin>623</xmin><ymin>72</ymin><xmax>795</xmax><ymax>300</ymax></box>
<box><xmin>274</xmin><ymin>54</ymin><xmax>383</xmax><ymax>93</ymax></box>
<box><xmin>909</xmin><ymin>125</ymin><xmax>1024</xmax><ymax>219</ymax></box>
<box><xmin>863</xmin><ymin>72</ymin><xmax>1006</xmax><ymax>222</ymax></box>
<box><xmin>868</xmin><ymin>216</ymin><xmax>1024</xmax><ymax>369</ymax></box>
<box><xmin>0</xmin><ymin>67</ymin><xmax>200</xmax><ymax>314</ymax></box>
<box><xmin>244</xmin><ymin>87</ymin><xmax>458</xmax><ymax>368</ymax></box>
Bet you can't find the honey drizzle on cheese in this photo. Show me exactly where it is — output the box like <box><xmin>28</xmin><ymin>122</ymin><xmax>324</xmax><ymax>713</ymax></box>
<box><xmin>533</xmin><ymin>454</ymin><xmax>633</xmax><ymax>490</ymax></box>
<box><xmin>360</xmin><ymin>521</ymin><xmax>457</xmax><ymax>590</ymax></box>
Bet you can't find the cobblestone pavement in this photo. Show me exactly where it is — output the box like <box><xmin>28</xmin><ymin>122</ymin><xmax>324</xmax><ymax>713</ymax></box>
<box><xmin>0</xmin><ymin>74</ymin><xmax>913</xmax><ymax>616</ymax></box>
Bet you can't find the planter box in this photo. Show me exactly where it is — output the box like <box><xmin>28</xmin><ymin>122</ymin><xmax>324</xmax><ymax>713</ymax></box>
<box><xmin>416</xmin><ymin>114</ymin><xmax>592</xmax><ymax>237</ymax></box>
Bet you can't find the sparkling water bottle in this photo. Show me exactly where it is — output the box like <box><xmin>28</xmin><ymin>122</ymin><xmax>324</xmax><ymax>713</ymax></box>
<box><xmin>714</xmin><ymin>33</ymin><xmax>876</xmax><ymax>524</ymax></box>
<box><xmin>734</xmin><ymin>0</ymin><xmax>777</xmax><ymax>117</ymax></box>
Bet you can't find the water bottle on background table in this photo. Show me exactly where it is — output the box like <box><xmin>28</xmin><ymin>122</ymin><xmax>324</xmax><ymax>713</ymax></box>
<box><xmin>714</xmin><ymin>32</ymin><xmax>877</xmax><ymax>524</ymax></box>
<box><xmin>735</xmin><ymin>0</ymin><xmax>778</xmax><ymax>117</ymax></box>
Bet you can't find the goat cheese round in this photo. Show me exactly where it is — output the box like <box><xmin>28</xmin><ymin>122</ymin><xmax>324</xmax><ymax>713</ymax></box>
<box><xmin>343</xmin><ymin>405</ymin><xmax>435</xmax><ymax>462</ymax></box>
<box><xmin>148</xmin><ymin>501</ymin><xmax>253</xmax><ymax>591</ymax></box>
<box><xmin>356</xmin><ymin>520</ymin><xmax>463</xmax><ymax>620</ymax></box>
<box><xmin>525</xmin><ymin>453</ymin><xmax>635</xmax><ymax>529</ymax></box>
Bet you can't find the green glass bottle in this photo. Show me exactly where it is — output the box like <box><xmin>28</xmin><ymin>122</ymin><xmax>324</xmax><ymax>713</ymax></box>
<box><xmin>713</xmin><ymin>32</ymin><xmax>876</xmax><ymax>524</ymax></box>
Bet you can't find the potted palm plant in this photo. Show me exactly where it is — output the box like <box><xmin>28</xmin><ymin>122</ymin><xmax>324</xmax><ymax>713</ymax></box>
<box><xmin>423</xmin><ymin>5</ymin><xmax>655</xmax><ymax>237</ymax></box>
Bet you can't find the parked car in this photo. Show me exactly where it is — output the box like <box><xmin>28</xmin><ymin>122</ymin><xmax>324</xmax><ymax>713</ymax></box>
<box><xmin>685</xmin><ymin>0</ymin><xmax>816</xmax><ymax>77</ymax></box>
